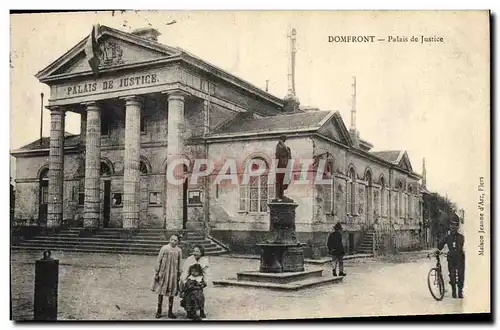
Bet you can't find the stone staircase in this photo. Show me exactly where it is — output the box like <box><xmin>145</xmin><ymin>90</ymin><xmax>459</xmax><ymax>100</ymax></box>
<box><xmin>11</xmin><ymin>228</ymin><xmax>229</xmax><ymax>256</ymax></box>
<box><xmin>356</xmin><ymin>229</ymin><xmax>375</xmax><ymax>254</ymax></box>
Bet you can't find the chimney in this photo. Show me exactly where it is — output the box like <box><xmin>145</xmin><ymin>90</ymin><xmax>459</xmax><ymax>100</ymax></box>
<box><xmin>349</xmin><ymin>76</ymin><xmax>360</xmax><ymax>147</ymax></box>
<box><xmin>283</xmin><ymin>27</ymin><xmax>300</xmax><ymax>112</ymax></box>
<box><xmin>131</xmin><ymin>27</ymin><xmax>161</xmax><ymax>42</ymax></box>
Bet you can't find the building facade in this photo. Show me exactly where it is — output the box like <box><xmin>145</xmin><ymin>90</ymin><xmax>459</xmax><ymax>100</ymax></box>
<box><xmin>12</xmin><ymin>25</ymin><xmax>424</xmax><ymax>257</ymax></box>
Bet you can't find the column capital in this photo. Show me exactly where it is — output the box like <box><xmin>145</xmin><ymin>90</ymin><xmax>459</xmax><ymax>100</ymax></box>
<box><xmin>163</xmin><ymin>89</ymin><xmax>190</xmax><ymax>101</ymax></box>
<box><xmin>82</xmin><ymin>101</ymin><xmax>100</xmax><ymax>112</ymax></box>
<box><xmin>45</xmin><ymin>105</ymin><xmax>66</xmax><ymax>114</ymax></box>
<box><xmin>121</xmin><ymin>95</ymin><xmax>143</xmax><ymax>107</ymax></box>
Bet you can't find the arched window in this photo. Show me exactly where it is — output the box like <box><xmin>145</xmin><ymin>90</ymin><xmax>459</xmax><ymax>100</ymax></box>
<box><xmin>396</xmin><ymin>180</ymin><xmax>403</xmax><ymax>219</ymax></box>
<box><xmin>100</xmin><ymin>162</ymin><xmax>112</xmax><ymax>176</ymax></box>
<box><xmin>380</xmin><ymin>177</ymin><xmax>386</xmax><ymax>217</ymax></box>
<box><xmin>408</xmin><ymin>186</ymin><xmax>413</xmax><ymax>219</ymax></box>
<box><xmin>140</xmin><ymin>161</ymin><xmax>149</xmax><ymax>175</ymax></box>
<box><xmin>347</xmin><ymin>167</ymin><xmax>357</xmax><ymax>215</ymax></box>
<box><xmin>239</xmin><ymin>157</ymin><xmax>274</xmax><ymax>213</ymax></box>
<box><xmin>365</xmin><ymin>170</ymin><xmax>372</xmax><ymax>222</ymax></box>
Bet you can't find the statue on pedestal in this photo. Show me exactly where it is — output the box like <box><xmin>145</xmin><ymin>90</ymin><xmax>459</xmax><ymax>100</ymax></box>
<box><xmin>275</xmin><ymin>135</ymin><xmax>292</xmax><ymax>201</ymax></box>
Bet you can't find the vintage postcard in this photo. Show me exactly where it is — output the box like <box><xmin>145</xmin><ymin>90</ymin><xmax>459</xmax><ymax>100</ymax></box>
<box><xmin>9</xmin><ymin>10</ymin><xmax>490</xmax><ymax>321</ymax></box>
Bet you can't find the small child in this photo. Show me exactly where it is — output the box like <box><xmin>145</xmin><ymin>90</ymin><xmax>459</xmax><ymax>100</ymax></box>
<box><xmin>151</xmin><ymin>234</ymin><xmax>182</xmax><ymax>319</ymax></box>
<box><xmin>181</xmin><ymin>263</ymin><xmax>207</xmax><ymax>320</ymax></box>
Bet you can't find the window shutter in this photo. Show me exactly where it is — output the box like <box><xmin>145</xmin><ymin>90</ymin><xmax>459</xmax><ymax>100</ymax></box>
<box><xmin>239</xmin><ymin>184</ymin><xmax>247</xmax><ymax>212</ymax></box>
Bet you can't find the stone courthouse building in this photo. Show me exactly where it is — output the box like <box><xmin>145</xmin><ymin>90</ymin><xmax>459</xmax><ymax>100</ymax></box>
<box><xmin>12</xmin><ymin>25</ymin><xmax>424</xmax><ymax>257</ymax></box>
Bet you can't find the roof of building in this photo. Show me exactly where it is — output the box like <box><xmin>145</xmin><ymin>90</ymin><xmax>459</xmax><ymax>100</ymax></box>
<box><xmin>210</xmin><ymin>110</ymin><xmax>333</xmax><ymax>136</ymax></box>
<box><xmin>35</xmin><ymin>25</ymin><xmax>285</xmax><ymax>108</ymax></box>
<box><xmin>370</xmin><ymin>150</ymin><xmax>403</xmax><ymax>164</ymax></box>
<box><xmin>16</xmin><ymin>132</ymin><xmax>80</xmax><ymax>151</ymax></box>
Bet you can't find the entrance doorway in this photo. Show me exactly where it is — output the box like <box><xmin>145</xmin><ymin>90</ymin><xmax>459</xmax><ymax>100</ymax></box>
<box><xmin>348</xmin><ymin>233</ymin><xmax>355</xmax><ymax>254</ymax></box>
<box><xmin>38</xmin><ymin>168</ymin><xmax>49</xmax><ymax>226</ymax></box>
<box><xmin>103</xmin><ymin>180</ymin><xmax>111</xmax><ymax>228</ymax></box>
<box><xmin>100</xmin><ymin>161</ymin><xmax>113</xmax><ymax>229</ymax></box>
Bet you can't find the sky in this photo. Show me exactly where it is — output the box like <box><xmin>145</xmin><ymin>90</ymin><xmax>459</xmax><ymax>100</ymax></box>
<box><xmin>9</xmin><ymin>10</ymin><xmax>490</xmax><ymax>221</ymax></box>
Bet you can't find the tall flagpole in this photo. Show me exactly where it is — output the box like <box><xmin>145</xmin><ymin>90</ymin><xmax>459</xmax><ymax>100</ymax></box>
<box><xmin>40</xmin><ymin>92</ymin><xmax>44</xmax><ymax>145</ymax></box>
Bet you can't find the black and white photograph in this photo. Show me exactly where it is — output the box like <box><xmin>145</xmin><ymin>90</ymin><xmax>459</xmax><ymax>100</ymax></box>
<box><xmin>8</xmin><ymin>9</ymin><xmax>491</xmax><ymax>321</ymax></box>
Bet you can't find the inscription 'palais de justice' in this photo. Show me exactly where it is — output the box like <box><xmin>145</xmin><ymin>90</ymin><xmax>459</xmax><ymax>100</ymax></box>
<box><xmin>66</xmin><ymin>73</ymin><xmax>159</xmax><ymax>96</ymax></box>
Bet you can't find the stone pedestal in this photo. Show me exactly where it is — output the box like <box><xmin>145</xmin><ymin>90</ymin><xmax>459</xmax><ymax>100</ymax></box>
<box><xmin>213</xmin><ymin>198</ymin><xmax>343</xmax><ymax>290</ymax></box>
<box><xmin>258</xmin><ymin>200</ymin><xmax>305</xmax><ymax>273</ymax></box>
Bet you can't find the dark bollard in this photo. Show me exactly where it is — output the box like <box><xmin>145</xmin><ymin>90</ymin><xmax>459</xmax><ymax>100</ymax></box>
<box><xmin>34</xmin><ymin>250</ymin><xmax>58</xmax><ymax>321</ymax></box>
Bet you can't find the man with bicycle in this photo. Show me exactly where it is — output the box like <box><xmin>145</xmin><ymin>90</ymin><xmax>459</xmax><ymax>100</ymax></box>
<box><xmin>435</xmin><ymin>217</ymin><xmax>465</xmax><ymax>299</ymax></box>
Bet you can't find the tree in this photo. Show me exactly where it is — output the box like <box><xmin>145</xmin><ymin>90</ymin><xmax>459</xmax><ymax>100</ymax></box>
<box><xmin>422</xmin><ymin>192</ymin><xmax>455</xmax><ymax>243</ymax></box>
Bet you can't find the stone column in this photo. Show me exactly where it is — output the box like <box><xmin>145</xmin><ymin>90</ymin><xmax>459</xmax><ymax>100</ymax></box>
<box><xmin>83</xmin><ymin>102</ymin><xmax>101</xmax><ymax>228</ymax></box>
<box><xmin>47</xmin><ymin>106</ymin><xmax>65</xmax><ymax>228</ymax></box>
<box><xmin>165</xmin><ymin>91</ymin><xmax>188</xmax><ymax>230</ymax></box>
<box><xmin>122</xmin><ymin>96</ymin><xmax>142</xmax><ymax>229</ymax></box>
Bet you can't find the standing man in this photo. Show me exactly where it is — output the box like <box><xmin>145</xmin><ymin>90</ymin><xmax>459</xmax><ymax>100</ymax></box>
<box><xmin>436</xmin><ymin>216</ymin><xmax>465</xmax><ymax>298</ymax></box>
<box><xmin>275</xmin><ymin>135</ymin><xmax>292</xmax><ymax>200</ymax></box>
<box><xmin>327</xmin><ymin>223</ymin><xmax>346</xmax><ymax>277</ymax></box>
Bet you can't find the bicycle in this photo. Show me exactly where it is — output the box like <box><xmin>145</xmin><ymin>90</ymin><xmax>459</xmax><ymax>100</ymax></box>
<box><xmin>427</xmin><ymin>251</ymin><xmax>448</xmax><ymax>301</ymax></box>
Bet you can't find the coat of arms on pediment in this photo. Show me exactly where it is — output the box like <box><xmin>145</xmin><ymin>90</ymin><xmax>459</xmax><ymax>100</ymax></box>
<box><xmin>98</xmin><ymin>41</ymin><xmax>124</xmax><ymax>67</ymax></box>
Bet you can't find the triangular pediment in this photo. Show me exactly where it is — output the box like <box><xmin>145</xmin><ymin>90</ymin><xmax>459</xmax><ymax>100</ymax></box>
<box><xmin>36</xmin><ymin>25</ymin><xmax>181</xmax><ymax>82</ymax></box>
<box><xmin>317</xmin><ymin>111</ymin><xmax>352</xmax><ymax>146</ymax></box>
<box><xmin>398</xmin><ymin>151</ymin><xmax>413</xmax><ymax>172</ymax></box>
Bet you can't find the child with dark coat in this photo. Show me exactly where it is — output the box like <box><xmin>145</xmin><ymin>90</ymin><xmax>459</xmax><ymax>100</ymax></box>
<box><xmin>327</xmin><ymin>223</ymin><xmax>346</xmax><ymax>277</ymax></box>
<box><xmin>181</xmin><ymin>263</ymin><xmax>207</xmax><ymax>320</ymax></box>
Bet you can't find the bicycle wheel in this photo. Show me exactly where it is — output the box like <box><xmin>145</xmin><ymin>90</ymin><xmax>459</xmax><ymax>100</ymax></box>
<box><xmin>427</xmin><ymin>268</ymin><xmax>445</xmax><ymax>301</ymax></box>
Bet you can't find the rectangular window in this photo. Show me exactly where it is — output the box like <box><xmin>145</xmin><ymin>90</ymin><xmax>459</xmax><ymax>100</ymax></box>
<box><xmin>148</xmin><ymin>192</ymin><xmax>161</xmax><ymax>205</ymax></box>
<box><xmin>140</xmin><ymin>116</ymin><xmax>146</xmax><ymax>133</ymax></box>
<box><xmin>187</xmin><ymin>190</ymin><xmax>202</xmax><ymax>205</ymax></box>
<box><xmin>78</xmin><ymin>193</ymin><xmax>85</xmax><ymax>206</ymax></box>
<box><xmin>112</xmin><ymin>193</ymin><xmax>123</xmax><ymax>207</ymax></box>
<box><xmin>101</xmin><ymin>119</ymin><xmax>110</xmax><ymax>136</ymax></box>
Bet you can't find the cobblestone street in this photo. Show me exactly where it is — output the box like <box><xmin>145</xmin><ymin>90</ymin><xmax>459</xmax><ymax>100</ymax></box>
<box><xmin>11</xmin><ymin>250</ymin><xmax>464</xmax><ymax>320</ymax></box>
